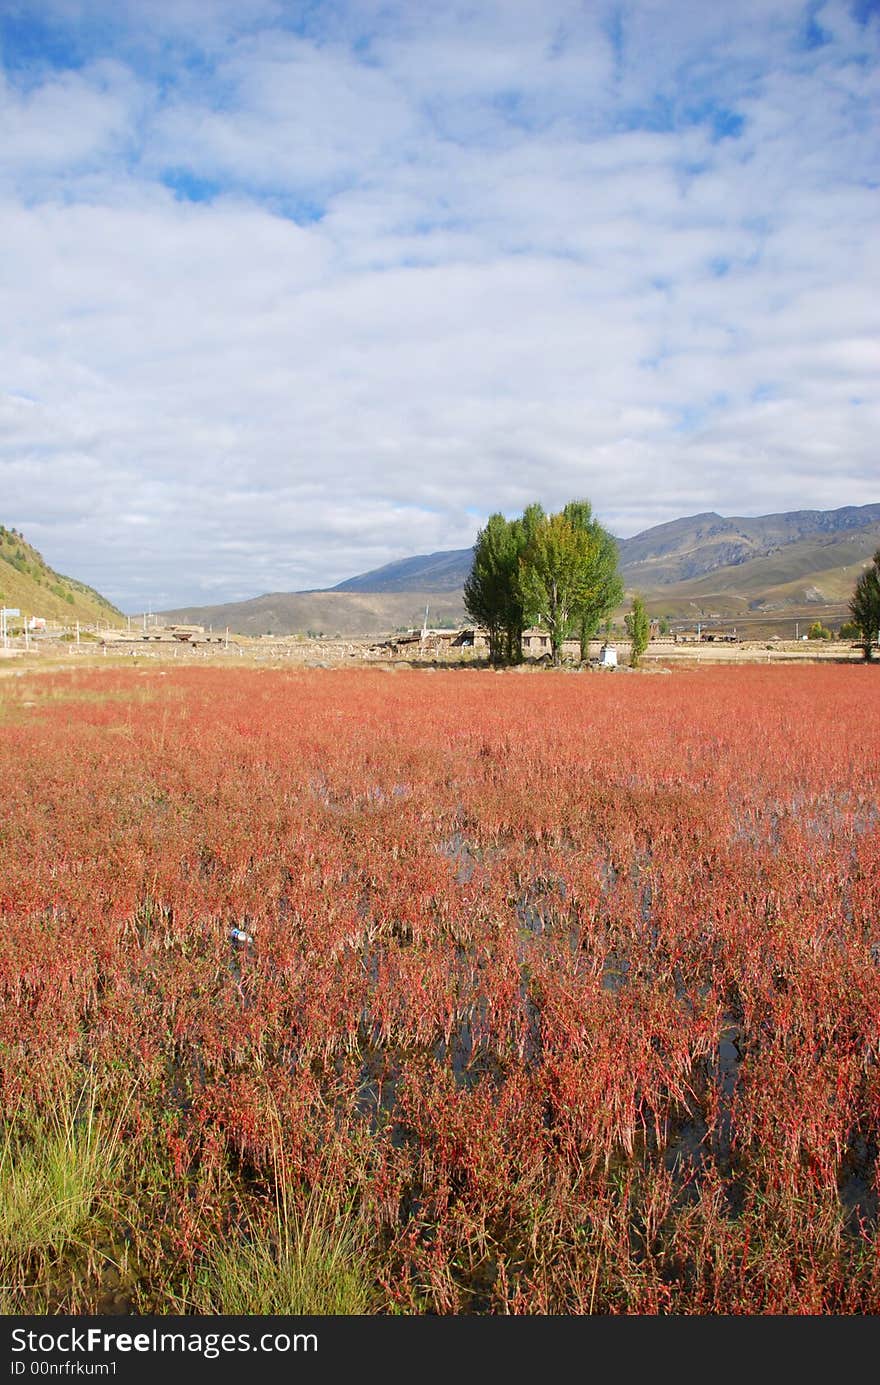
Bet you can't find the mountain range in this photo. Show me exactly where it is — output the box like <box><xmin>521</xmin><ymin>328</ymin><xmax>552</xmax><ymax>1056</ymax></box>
<box><xmin>159</xmin><ymin>502</ymin><xmax>880</xmax><ymax>638</ymax></box>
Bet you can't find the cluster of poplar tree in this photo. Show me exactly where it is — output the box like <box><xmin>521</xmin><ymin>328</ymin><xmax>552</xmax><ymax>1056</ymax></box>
<box><xmin>849</xmin><ymin>547</ymin><xmax>880</xmax><ymax>661</ymax></box>
<box><xmin>463</xmin><ymin>499</ymin><xmax>627</xmax><ymax>665</ymax></box>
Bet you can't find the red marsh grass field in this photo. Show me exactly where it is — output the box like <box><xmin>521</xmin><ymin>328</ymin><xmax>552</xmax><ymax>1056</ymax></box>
<box><xmin>1</xmin><ymin>662</ymin><xmax>878</xmax><ymax>1313</ymax></box>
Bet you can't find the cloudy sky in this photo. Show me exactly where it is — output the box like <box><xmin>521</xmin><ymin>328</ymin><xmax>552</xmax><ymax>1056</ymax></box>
<box><xmin>1</xmin><ymin>0</ymin><xmax>878</xmax><ymax>612</ymax></box>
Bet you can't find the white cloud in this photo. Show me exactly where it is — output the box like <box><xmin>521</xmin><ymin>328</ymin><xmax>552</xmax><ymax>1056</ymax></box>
<box><xmin>0</xmin><ymin>0</ymin><xmax>878</xmax><ymax>609</ymax></box>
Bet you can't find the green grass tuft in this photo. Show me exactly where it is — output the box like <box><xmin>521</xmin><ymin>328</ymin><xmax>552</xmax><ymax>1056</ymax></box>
<box><xmin>192</xmin><ymin>1183</ymin><xmax>376</xmax><ymax>1315</ymax></box>
<box><xmin>0</xmin><ymin>1085</ymin><xmax>126</xmax><ymax>1286</ymax></box>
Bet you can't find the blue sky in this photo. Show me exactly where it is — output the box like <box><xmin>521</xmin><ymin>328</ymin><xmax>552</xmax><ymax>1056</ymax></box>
<box><xmin>1</xmin><ymin>0</ymin><xmax>878</xmax><ymax>611</ymax></box>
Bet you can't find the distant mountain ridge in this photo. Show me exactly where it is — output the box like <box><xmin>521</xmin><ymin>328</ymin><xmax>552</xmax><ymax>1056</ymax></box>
<box><xmin>618</xmin><ymin>504</ymin><xmax>880</xmax><ymax>587</ymax></box>
<box><xmin>333</xmin><ymin>548</ymin><xmax>473</xmax><ymax>594</ymax></box>
<box><xmin>158</xmin><ymin>589</ymin><xmax>469</xmax><ymax>639</ymax></box>
<box><xmin>158</xmin><ymin>502</ymin><xmax>880</xmax><ymax>636</ymax></box>
<box><xmin>331</xmin><ymin>503</ymin><xmax>880</xmax><ymax>594</ymax></box>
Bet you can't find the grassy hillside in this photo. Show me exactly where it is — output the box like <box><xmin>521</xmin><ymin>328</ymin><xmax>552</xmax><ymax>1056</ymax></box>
<box><xmin>0</xmin><ymin>526</ymin><xmax>124</xmax><ymax>627</ymax></box>
<box><xmin>322</xmin><ymin>503</ymin><xmax>880</xmax><ymax>596</ymax></box>
<box><xmin>159</xmin><ymin>589</ymin><xmax>468</xmax><ymax>638</ymax></box>
<box><xmin>333</xmin><ymin>548</ymin><xmax>474</xmax><ymax>594</ymax></box>
<box><xmin>618</xmin><ymin>504</ymin><xmax>880</xmax><ymax>587</ymax></box>
<box><xmin>158</xmin><ymin>504</ymin><xmax>880</xmax><ymax>638</ymax></box>
<box><xmin>640</xmin><ymin>524</ymin><xmax>880</xmax><ymax>610</ymax></box>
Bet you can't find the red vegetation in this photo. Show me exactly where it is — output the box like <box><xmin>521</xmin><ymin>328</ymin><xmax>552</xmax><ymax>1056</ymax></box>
<box><xmin>1</xmin><ymin>663</ymin><xmax>878</xmax><ymax>1312</ymax></box>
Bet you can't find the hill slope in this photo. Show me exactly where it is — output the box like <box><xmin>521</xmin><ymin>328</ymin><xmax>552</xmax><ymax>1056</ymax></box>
<box><xmin>640</xmin><ymin>526</ymin><xmax>880</xmax><ymax>633</ymax></box>
<box><xmin>327</xmin><ymin>503</ymin><xmax>880</xmax><ymax>594</ymax></box>
<box><xmin>158</xmin><ymin>589</ymin><xmax>468</xmax><ymax>639</ymax></box>
<box><xmin>157</xmin><ymin>503</ymin><xmax>880</xmax><ymax>637</ymax></box>
<box><xmin>617</xmin><ymin>504</ymin><xmax>880</xmax><ymax>587</ymax></box>
<box><xmin>0</xmin><ymin>526</ymin><xmax>124</xmax><ymax>626</ymax></box>
<box><xmin>333</xmin><ymin>548</ymin><xmax>474</xmax><ymax>594</ymax></box>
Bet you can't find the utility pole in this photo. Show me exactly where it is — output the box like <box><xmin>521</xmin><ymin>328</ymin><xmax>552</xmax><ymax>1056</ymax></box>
<box><xmin>795</xmin><ymin>622</ymin><xmax>799</xmax><ymax>641</ymax></box>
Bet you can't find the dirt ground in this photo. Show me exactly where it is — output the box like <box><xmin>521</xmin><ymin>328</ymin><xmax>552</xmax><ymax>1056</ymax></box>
<box><xmin>0</xmin><ymin>634</ymin><xmax>870</xmax><ymax>675</ymax></box>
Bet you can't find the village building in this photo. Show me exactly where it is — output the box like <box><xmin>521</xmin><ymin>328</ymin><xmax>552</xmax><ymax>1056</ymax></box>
<box><xmin>369</xmin><ymin>625</ymin><xmax>623</xmax><ymax>662</ymax></box>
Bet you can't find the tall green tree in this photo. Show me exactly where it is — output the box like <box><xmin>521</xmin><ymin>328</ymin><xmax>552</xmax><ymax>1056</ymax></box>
<box><xmin>849</xmin><ymin>548</ymin><xmax>880</xmax><ymax>662</ymax></box>
<box><xmin>519</xmin><ymin>510</ymin><xmax>603</xmax><ymax>666</ymax></box>
<box><xmin>625</xmin><ymin>595</ymin><xmax>650</xmax><ymax>667</ymax></box>
<box><xmin>562</xmin><ymin>500</ymin><xmax>623</xmax><ymax>660</ymax></box>
<box><xmin>463</xmin><ymin>513</ymin><xmax>511</xmax><ymax>662</ymax></box>
<box><xmin>464</xmin><ymin>505</ymin><xmax>545</xmax><ymax>663</ymax></box>
<box><xmin>463</xmin><ymin>514</ymin><xmax>519</xmax><ymax>663</ymax></box>
<box><xmin>466</xmin><ymin>500</ymin><xmax>621</xmax><ymax>666</ymax></box>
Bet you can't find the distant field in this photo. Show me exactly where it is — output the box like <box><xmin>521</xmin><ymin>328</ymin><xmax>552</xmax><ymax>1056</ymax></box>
<box><xmin>1</xmin><ymin>664</ymin><xmax>878</xmax><ymax>1313</ymax></box>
